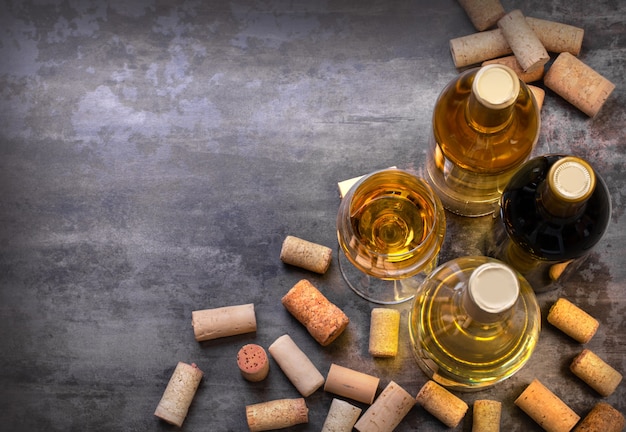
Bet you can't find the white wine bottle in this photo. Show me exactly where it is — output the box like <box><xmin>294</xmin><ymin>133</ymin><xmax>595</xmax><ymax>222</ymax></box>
<box><xmin>409</xmin><ymin>256</ymin><xmax>541</xmax><ymax>391</ymax></box>
<box><xmin>426</xmin><ymin>64</ymin><xmax>540</xmax><ymax>217</ymax></box>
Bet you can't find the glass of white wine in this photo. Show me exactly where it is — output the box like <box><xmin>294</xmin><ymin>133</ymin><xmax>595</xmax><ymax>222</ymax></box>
<box><xmin>336</xmin><ymin>168</ymin><xmax>446</xmax><ymax>304</ymax></box>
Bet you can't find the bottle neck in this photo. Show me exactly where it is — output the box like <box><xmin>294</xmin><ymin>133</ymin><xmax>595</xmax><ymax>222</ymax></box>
<box><xmin>462</xmin><ymin>263</ymin><xmax>519</xmax><ymax>324</ymax></box>
<box><xmin>466</xmin><ymin>92</ymin><xmax>515</xmax><ymax>133</ymax></box>
<box><xmin>537</xmin><ymin>157</ymin><xmax>595</xmax><ymax>219</ymax></box>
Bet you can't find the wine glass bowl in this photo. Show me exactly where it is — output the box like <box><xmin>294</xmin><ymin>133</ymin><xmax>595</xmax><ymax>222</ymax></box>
<box><xmin>337</xmin><ymin>168</ymin><xmax>446</xmax><ymax>304</ymax></box>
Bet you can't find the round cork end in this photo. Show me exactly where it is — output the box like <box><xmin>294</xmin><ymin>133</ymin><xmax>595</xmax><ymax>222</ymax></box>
<box><xmin>468</xmin><ymin>262</ymin><xmax>519</xmax><ymax>315</ymax></box>
<box><xmin>473</xmin><ymin>64</ymin><xmax>520</xmax><ymax>110</ymax></box>
<box><xmin>548</xmin><ymin>157</ymin><xmax>596</xmax><ymax>203</ymax></box>
<box><xmin>237</xmin><ymin>344</ymin><xmax>270</xmax><ymax>382</ymax></box>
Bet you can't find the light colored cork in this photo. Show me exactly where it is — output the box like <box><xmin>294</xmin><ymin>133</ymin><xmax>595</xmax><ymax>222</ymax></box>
<box><xmin>570</xmin><ymin>349</ymin><xmax>623</xmax><ymax>397</ymax></box>
<box><xmin>280</xmin><ymin>235</ymin><xmax>332</xmax><ymax>274</ymax></box>
<box><xmin>268</xmin><ymin>334</ymin><xmax>325</xmax><ymax>397</ymax></box>
<box><xmin>369</xmin><ymin>308</ymin><xmax>400</xmax><ymax>357</ymax></box>
<box><xmin>246</xmin><ymin>398</ymin><xmax>308</xmax><ymax>432</ymax></box>
<box><xmin>526</xmin><ymin>17</ymin><xmax>584</xmax><ymax>56</ymax></box>
<box><xmin>450</xmin><ymin>29</ymin><xmax>512</xmax><ymax>68</ymax></box>
<box><xmin>321</xmin><ymin>398</ymin><xmax>362</xmax><ymax>432</ymax></box>
<box><xmin>354</xmin><ymin>381</ymin><xmax>416</xmax><ymax>432</ymax></box>
<box><xmin>573</xmin><ymin>402</ymin><xmax>626</xmax><ymax>432</ymax></box>
<box><xmin>237</xmin><ymin>344</ymin><xmax>270</xmax><ymax>382</ymax></box>
<box><xmin>154</xmin><ymin>362</ymin><xmax>203</xmax><ymax>428</ymax></box>
<box><xmin>472</xmin><ymin>399</ymin><xmax>502</xmax><ymax>432</ymax></box>
<box><xmin>498</xmin><ymin>10</ymin><xmax>550</xmax><ymax>73</ymax></box>
<box><xmin>544</xmin><ymin>52</ymin><xmax>616</xmax><ymax>117</ymax></box>
<box><xmin>281</xmin><ymin>279</ymin><xmax>349</xmax><ymax>346</ymax></box>
<box><xmin>324</xmin><ymin>363</ymin><xmax>380</xmax><ymax>404</ymax></box>
<box><xmin>458</xmin><ymin>0</ymin><xmax>506</xmax><ymax>31</ymax></box>
<box><xmin>547</xmin><ymin>297</ymin><xmax>599</xmax><ymax>344</ymax></box>
<box><xmin>549</xmin><ymin>259</ymin><xmax>574</xmax><ymax>281</ymax></box>
<box><xmin>482</xmin><ymin>55</ymin><xmax>544</xmax><ymax>82</ymax></box>
<box><xmin>191</xmin><ymin>303</ymin><xmax>256</xmax><ymax>342</ymax></box>
<box><xmin>515</xmin><ymin>379</ymin><xmax>580</xmax><ymax>432</ymax></box>
<box><xmin>528</xmin><ymin>85</ymin><xmax>545</xmax><ymax>111</ymax></box>
<box><xmin>415</xmin><ymin>380</ymin><xmax>468</xmax><ymax>428</ymax></box>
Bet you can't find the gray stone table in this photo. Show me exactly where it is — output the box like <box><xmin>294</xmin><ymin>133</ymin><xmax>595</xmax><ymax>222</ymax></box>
<box><xmin>0</xmin><ymin>0</ymin><xmax>624</xmax><ymax>431</ymax></box>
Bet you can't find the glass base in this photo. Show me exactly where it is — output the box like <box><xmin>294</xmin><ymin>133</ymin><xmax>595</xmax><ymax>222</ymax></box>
<box><xmin>337</xmin><ymin>246</ymin><xmax>425</xmax><ymax>304</ymax></box>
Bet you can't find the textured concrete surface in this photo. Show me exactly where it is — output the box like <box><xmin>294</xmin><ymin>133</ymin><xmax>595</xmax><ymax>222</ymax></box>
<box><xmin>0</xmin><ymin>0</ymin><xmax>624</xmax><ymax>431</ymax></box>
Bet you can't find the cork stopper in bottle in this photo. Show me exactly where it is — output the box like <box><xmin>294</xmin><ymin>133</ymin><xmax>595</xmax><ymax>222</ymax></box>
<box><xmin>466</xmin><ymin>262</ymin><xmax>519</xmax><ymax>322</ymax></box>
<box><xmin>548</xmin><ymin>157</ymin><xmax>595</xmax><ymax>203</ymax></box>
<box><xmin>472</xmin><ymin>64</ymin><xmax>520</xmax><ymax>110</ymax></box>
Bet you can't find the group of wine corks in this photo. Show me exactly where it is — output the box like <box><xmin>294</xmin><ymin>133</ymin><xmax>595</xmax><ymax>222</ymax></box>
<box><xmin>452</xmin><ymin>0</ymin><xmax>615</xmax><ymax>117</ymax></box>
<box><xmin>510</xmin><ymin>297</ymin><xmax>624</xmax><ymax>432</ymax></box>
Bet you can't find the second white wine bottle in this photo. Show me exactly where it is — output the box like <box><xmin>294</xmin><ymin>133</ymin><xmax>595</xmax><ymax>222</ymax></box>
<box><xmin>425</xmin><ymin>64</ymin><xmax>540</xmax><ymax>217</ymax></box>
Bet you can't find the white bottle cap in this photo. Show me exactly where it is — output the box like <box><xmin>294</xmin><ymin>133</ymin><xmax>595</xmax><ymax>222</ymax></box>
<box><xmin>472</xmin><ymin>64</ymin><xmax>520</xmax><ymax>110</ymax></box>
<box><xmin>549</xmin><ymin>157</ymin><xmax>596</xmax><ymax>203</ymax></box>
<box><xmin>468</xmin><ymin>262</ymin><xmax>519</xmax><ymax>315</ymax></box>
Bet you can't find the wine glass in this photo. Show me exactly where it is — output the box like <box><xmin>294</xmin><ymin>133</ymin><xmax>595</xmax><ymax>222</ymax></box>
<box><xmin>337</xmin><ymin>168</ymin><xmax>446</xmax><ymax>304</ymax></box>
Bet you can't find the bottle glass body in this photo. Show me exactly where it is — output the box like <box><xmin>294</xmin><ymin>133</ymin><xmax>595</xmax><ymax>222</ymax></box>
<box><xmin>409</xmin><ymin>256</ymin><xmax>540</xmax><ymax>391</ymax></box>
<box><xmin>491</xmin><ymin>154</ymin><xmax>611</xmax><ymax>292</ymax></box>
<box><xmin>426</xmin><ymin>67</ymin><xmax>540</xmax><ymax>217</ymax></box>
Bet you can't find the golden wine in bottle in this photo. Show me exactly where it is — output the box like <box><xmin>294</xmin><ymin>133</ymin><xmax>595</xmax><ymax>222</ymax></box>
<box><xmin>426</xmin><ymin>64</ymin><xmax>540</xmax><ymax>217</ymax></box>
<box><xmin>409</xmin><ymin>256</ymin><xmax>541</xmax><ymax>391</ymax></box>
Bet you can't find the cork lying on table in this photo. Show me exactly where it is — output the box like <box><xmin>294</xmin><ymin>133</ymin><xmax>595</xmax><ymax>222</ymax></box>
<box><xmin>368</xmin><ymin>308</ymin><xmax>400</xmax><ymax>357</ymax></box>
<box><xmin>245</xmin><ymin>398</ymin><xmax>308</xmax><ymax>432</ymax></box>
<box><xmin>415</xmin><ymin>380</ymin><xmax>468</xmax><ymax>428</ymax></box>
<box><xmin>515</xmin><ymin>379</ymin><xmax>580</xmax><ymax>432</ymax></box>
<box><xmin>498</xmin><ymin>9</ymin><xmax>550</xmax><ymax>74</ymax></box>
<box><xmin>280</xmin><ymin>235</ymin><xmax>332</xmax><ymax>274</ymax></box>
<box><xmin>544</xmin><ymin>52</ymin><xmax>616</xmax><ymax>117</ymax></box>
<box><xmin>281</xmin><ymin>279</ymin><xmax>349</xmax><ymax>346</ymax></box>
<box><xmin>573</xmin><ymin>402</ymin><xmax>625</xmax><ymax>432</ymax></box>
<box><xmin>321</xmin><ymin>398</ymin><xmax>362</xmax><ymax>432</ymax></box>
<box><xmin>324</xmin><ymin>363</ymin><xmax>380</xmax><ymax>404</ymax></box>
<box><xmin>268</xmin><ymin>334</ymin><xmax>325</xmax><ymax>397</ymax></box>
<box><xmin>354</xmin><ymin>381</ymin><xmax>415</xmax><ymax>432</ymax></box>
<box><xmin>154</xmin><ymin>362</ymin><xmax>203</xmax><ymax>428</ymax></box>
<box><xmin>472</xmin><ymin>399</ymin><xmax>502</xmax><ymax>432</ymax></box>
<box><xmin>237</xmin><ymin>344</ymin><xmax>270</xmax><ymax>382</ymax></box>
<box><xmin>570</xmin><ymin>348</ymin><xmax>623</xmax><ymax>397</ymax></box>
<box><xmin>191</xmin><ymin>303</ymin><xmax>257</xmax><ymax>342</ymax></box>
<box><xmin>457</xmin><ymin>0</ymin><xmax>505</xmax><ymax>31</ymax></box>
<box><xmin>547</xmin><ymin>298</ymin><xmax>599</xmax><ymax>344</ymax></box>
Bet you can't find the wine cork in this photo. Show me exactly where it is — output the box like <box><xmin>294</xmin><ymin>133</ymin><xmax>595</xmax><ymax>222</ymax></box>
<box><xmin>544</xmin><ymin>52</ymin><xmax>616</xmax><ymax>117</ymax></box>
<box><xmin>549</xmin><ymin>259</ymin><xmax>574</xmax><ymax>281</ymax></box>
<box><xmin>415</xmin><ymin>380</ymin><xmax>468</xmax><ymax>428</ymax></box>
<box><xmin>281</xmin><ymin>279</ymin><xmax>350</xmax><ymax>346</ymax></box>
<box><xmin>498</xmin><ymin>10</ymin><xmax>550</xmax><ymax>73</ymax></box>
<box><xmin>450</xmin><ymin>29</ymin><xmax>512</xmax><ymax>68</ymax></box>
<box><xmin>482</xmin><ymin>55</ymin><xmax>544</xmax><ymax>83</ymax></box>
<box><xmin>515</xmin><ymin>379</ymin><xmax>580</xmax><ymax>432</ymax></box>
<box><xmin>324</xmin><ymin>363</ymin><xmax>380</xmax><ymax>404</ymax></box>
<box><xmin>154</xmin><ymin>362</ymin><xmax>203</xmax><ymax>427</ymax></box>
<box><xmin>368</xmin><ymin>308</ymin><xmax>400</xmax><ymax>357</ymax></box>
<box><xmin>526</xmin><ymin>17</ymin><xmax>584</xmax><ymax>56</ymax></box>
<box><xmin>528</xmin><ymin>85</ymin><xmax>545</xmax><ymax>111</ymax></box>
<box><xmin>457</xmin><ymin>0</ymin><xmax>506</xmax><ymax>31</ymax></box>
<box><xmin>354</xmin><ymin>381</ymin><xmax>416</xmax><ymax>432</ymax></box>
<box><xmin>570</xmin><ymin>349</ymin><xmax>623</xmax><ymax>397</ymax></box>
<box><xmin>547</xmin><ymin>298</ymin><xmax>599</xmax><ymax>344</ymax></box>
<box><xmin>321</xmin><ymin>398</ymin><xmax>362</xmax><ymax>432</ymax></box>
<box><xmin>191</xmin><ymin>303</ymin><xmax>256</xmax><ymax>342</ymax></box>
<box><xmin>268</xmin><ymin>334</ymin><xmax>325</xmax><ymax>397</ymax></box>
<box><xmin>472</xmin><ymin>399</ymin><xmax>502</xmax><ymax>432</ymax></box>
<box><xmin>573</xmin><ymin>402</ymin><xmax>625</xmax><ymax>432</ymax></box>
<box><xmin>245</xmin><ymin>398</ymin><xmax>308</xmax><ymax>432</ymax></box>
<box><xmin>237</xmin><ymin>344</ymin><xmax>270</xmax><ymax>382</ymax></box>
<box><xmin>280</xmin><ymin>235</ymin><xmax>332</xmax><ymax>274</ymax></box>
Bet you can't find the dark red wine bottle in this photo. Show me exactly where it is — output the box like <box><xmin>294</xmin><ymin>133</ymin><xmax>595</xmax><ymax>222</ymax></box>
<box><xmin>491</xmin><ymin>154</ymin><xmax>611</xmax><ymax>292</ymax></box>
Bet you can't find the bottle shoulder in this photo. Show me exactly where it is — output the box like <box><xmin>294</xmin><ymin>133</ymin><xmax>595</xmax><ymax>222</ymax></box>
<box><xmin>432</xmin><ymin>70</ymin><xmax>540</xmax><ymax>173</ymax></box>
<box><xmin>500</xmin><ymin>155</ymin><xmax>612</xmax><ymax>260</ymax></box>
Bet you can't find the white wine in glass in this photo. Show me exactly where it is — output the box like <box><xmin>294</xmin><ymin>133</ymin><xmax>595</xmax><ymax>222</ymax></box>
<box><xmin>337</xmin><ymin>168</ymin><xmax>446</xmax><ymax>304</ymax></box>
